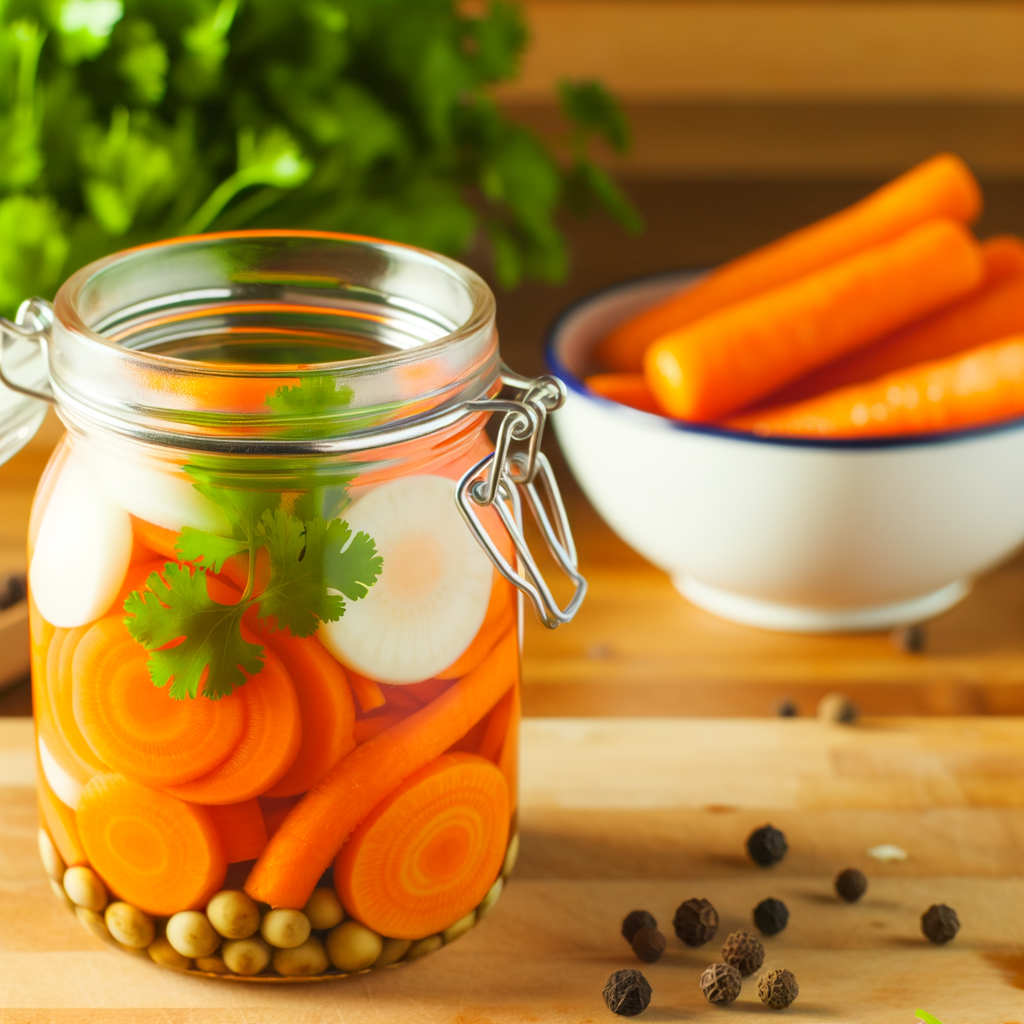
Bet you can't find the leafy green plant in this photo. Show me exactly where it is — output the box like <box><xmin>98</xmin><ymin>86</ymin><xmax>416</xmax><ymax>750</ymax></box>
<box><xmin>0</xmin><ymin>0</ymin><xmax>639</xmax><ymax>318</ymax></box>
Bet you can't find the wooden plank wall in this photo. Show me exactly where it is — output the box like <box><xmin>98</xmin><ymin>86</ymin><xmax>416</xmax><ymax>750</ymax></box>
<box><xmin>500</xmin><ymin>1</ymin><xmax>1024</xmax><ymax>178</ymax></box>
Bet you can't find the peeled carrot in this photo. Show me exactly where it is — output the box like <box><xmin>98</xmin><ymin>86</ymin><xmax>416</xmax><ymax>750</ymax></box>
<box><xmin>260</xmin><ymin>630</ymin><xmax>356</xmax><ymax>798</ymax></box>
<box><xmin>599</xmin><ymin>154</ymin><xmax>982</xmax><ymax>371</ymax></box>
<box><xmin>497</xmin><ymin>682</ymin><xmax>520</xmax><ymax>814</ymax></box>
<box><xmin>246</xmin><ymin>627</ymin><xmax>519</xmax><ymax>908</ymax></box>
<box><xmin>380</xmin><ymin>685</ymin><xmax>425</xmax><ymax>715</ymax></box>
<box><xmin>729</xmin><ymin>334</ymin><xmax>1024</xmax><ymax>438</ymax></box>
<box><xmin>334</xmin><ymin>752</ymin><xmax>509</xmax><ymax>939</ymax></box>
<box><xmin>477</xmin><ymin>686</ymin><xmax>516</xmax><ymax>764</ymax></box>
<box><xmin>46</xmin><ymin>627</ymin><xmax>107</xmax><ymax>782</ymax></box>
<box><xmin>346</xmin><ymin>669</ymin><xmax>386</xmax><ymax>713</ymax></box>
<box><xmin>208</xmin><ymin>799</ymin><xmax>269</xmax><ymax>862</ymax></box>
<box><xmin>162</xmin><ymin>635</ymin><xmax>301</xmax><ymax>804</ymax></box>
<box><xmin>77</xmin><ymin>773</ymin><xmax>227</xmax><ymax>915</ymax></box>
<box><xmin>129</xmin><ymin>516</ymin><xmax>180</xmax><ymax>561</ymax></box>
<box><xmin>437</xmin><ymin>574</ymin><xmax>515</xmax><ymax>680</ymax></box>
<box><xmin>980</xmin><ymin>235</ymin><xmax>1024</xmax><ymax>284</ymax></box>
<box><xmin>646</xmin><ymin>219</ymin><xmax>983</xmax><ymax>421</ymax></box>
<box><xmin>259</xmin><ymin>795</ymin><xmax>302</xmax><ymax>839</ymax></box>
<box><xmin>352</xmin><ymin>712</ymin><xmax>406</xmax><ymax>745</ymax></box>
<box><xmin>400</xmin><ymin>678</ymin><xmax>454</xmax><ymax>705</ymax></box>
<box><xmin>584</xmin><ymin>373</ymin><xmax>663</xmax><ymax>414</ymax></box>
<box><xmin>37</xmin><ymin>761</ymin><xmax>88</xmax><ymax>866</ymax></box>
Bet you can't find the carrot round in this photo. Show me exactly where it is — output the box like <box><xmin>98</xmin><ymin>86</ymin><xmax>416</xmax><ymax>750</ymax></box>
<box><xmin>77</xmin><ymin>773</ymin><xmax>227</xmax><ymax>915</ymax></box>
<box><xmin>437</xmin><ymin>575</ymin><xmax>516</xmax><ymax>680</ymax></box>
<box><xmin>980</xmin><ymin>235</ymin><xmax>1024</xmax><ymax>284</ymax></box>
<box><xmin>246</xmin><ymin>627</ymin><xmax>518</xmax><ymax>909</ymax></box>
<box><xmin>208</xmin><ymin>799</ymin><xmax>269</xmax><ymax>863</ymax></box>
<box><xmin>497</xmin><ymin>682</ymin><xmax>520</xmax><ymax>815</ymax></box>
<box><xmin>37</xmin><ymin>762</ymin><xmax>88</xmax><ymax>866</ymax></box>
<box><xmin>729</xmin><ymin>334</ymin><xmax>1024</xmax><ymax>438</ymax></box>
<box><xmin>260</xmin><ymin>630</ymin><xmax>356</xmax><ymax>798</ymax></box>
<box><xmin>645</xmin><ymin>219</ymin><xmax>983</xmax><ymax>422</ymax></box>
<box><xmin>47</xmin><ymin>627</ymin><xmax>107</xmax><ymax>782</ymax></box>
<box><xmin>599</xmin><ymin>154</ymin><xmax>982</xmax><ymax>371</ymax></box>
<box><xmin>129</xmin><ymin>516</ymin><xmax>180</xmax><ymax>561</ymax></box>
<box><xmin>334</xmin><ymin>752</ymin><xmax>509</xmax><ymax>939</ymax></box>
<box><xmin>162</xmin><ymin>636</ymin><xmax>301</xmax><ymax>805</ymax></box>
<box><xmin>584</xmin><ymin>373</ymin><xmax>663</xmax><ymax>414</ymax></box>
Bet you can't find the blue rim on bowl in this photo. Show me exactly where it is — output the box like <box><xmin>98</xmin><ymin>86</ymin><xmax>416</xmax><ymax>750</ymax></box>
<box><xmin>544</xmin><ymin>268</ymin><xmax>1024</xmax><ymax>451</ymax></box>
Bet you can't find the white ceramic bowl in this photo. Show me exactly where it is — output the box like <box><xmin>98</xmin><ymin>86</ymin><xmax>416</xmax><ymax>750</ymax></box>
<box><xmin>547</xmin><ymin>271</ymin><xmax>1024</xmax><ymax>632</ymax></box>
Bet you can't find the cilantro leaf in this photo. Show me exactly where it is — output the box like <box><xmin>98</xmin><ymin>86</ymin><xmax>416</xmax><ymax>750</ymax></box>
<box><xmin>175</xmin><ymin>526</ymin><xmax>247</xmax><ymax>573</ymax></box>
<box><xmin>124</xmin><ymin>563</ymin><xmax>264</xmax><ymax>700</ymax></box>
<box><xmin>292</xmin><ymin>481</ymin><xmax>353</xmax><ymax>522</ymax></box>
<box><xmin>266</xmin><ymin>376</ymin><xmax>354</xmax><ymax>418</ymax></box>
<box><xmin>321</xmin><ymin>519</ymin><xmax>384</xmax><ymax>602</ymax></box>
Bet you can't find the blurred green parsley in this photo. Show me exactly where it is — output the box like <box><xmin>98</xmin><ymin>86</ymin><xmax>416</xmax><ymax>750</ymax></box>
<box><xmin>0</xmin><ymin>0</ymin><xmax>640</xmax><ymax>318</ymax></box>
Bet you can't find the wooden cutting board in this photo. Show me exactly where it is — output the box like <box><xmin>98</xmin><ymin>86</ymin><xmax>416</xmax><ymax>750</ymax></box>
<box><xmin>0</xmin><ymin>716</ymin><xmax>1022</xmax><ymax>1023</ymax></box>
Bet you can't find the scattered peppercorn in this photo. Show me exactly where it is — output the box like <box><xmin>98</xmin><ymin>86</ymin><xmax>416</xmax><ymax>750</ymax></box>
<box><xmin>777</xmin><ymin>699</ymin><xmax>798</xmax><ymax>717</ymax></box>
<box><xmin>699</xmin><ymin>961</ymin><xmax>742</xmax><ymax>1004</ymax></box>
<box><xmin>603</xmin><ymin>968</ymin><xmax>652</xmax><ymax>1016</ymax></box>
<box><xmin>720</xmin><ymin>930</ymin><xmax>765</xmax><ymax>976</ymax></box>
<box><xmin>747</xmin><ymin>825</ymin><xmax>788</xmax><ymax>867</ymax></box>
<box><xmin>758</xmin><ymin>968</ymin><xmax>799</xmax><ymax>1009</ymax></box>
<box><xmin>921</xmin><ymin>904</ymin><xmax>960</xmax><ymax>944</ymax></box>
<box><xmin>753</xmin><ymin>897</ymin><xmax>789</xmax><ymax>935</ymax></box>
<box><xmin>673</xmin><ymin>897</ymin><xmax>718</xmax><ymax>947</ymax></box>
<box><xmin>891</xmin><ymin>623</ymin><xmax>926</xmax><ymax>653</ymax></box>
<box><xmin>621</xmin><ymin>910</ymin><xmax>657</xmax><ymax>944</ymax></box>
<box><xmin>631</xmin><ymin>926</ymin><xmax>666</xmax><ymax>964</ymax></box>
<box><xmin>817</xmin><ymin>693</ymin><xmax>859</xmax><ymax>724</ymax></box>
<box><xmin>834</xmin><ymin>868</ymin><xmax>867</xmax><ymax>903</ymax></box>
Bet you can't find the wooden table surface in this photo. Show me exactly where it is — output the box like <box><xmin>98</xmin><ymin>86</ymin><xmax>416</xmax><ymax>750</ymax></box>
<box><xmin>0</xmin><ymin>715</ymin><xmax>1023</xmax><ymax>1022</ymax></box>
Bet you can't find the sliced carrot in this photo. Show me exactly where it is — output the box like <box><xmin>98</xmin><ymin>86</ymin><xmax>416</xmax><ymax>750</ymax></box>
<box><xmin>353</xmin><ymin>712</ymin><xmax>406</xmax><ymax>745</ymax></box>
<box><xmin>447</xmin><ymin>713</ymin><xmax>491</xmax><ymax>756</ymax></box>
<box><xmin>380</xmin><ymin>685</ymin><xmax>424</xmax><ymax>714</ymax></box>
<box><xmin>208</xmin><ymin>799</ymin><xmax>269</xmax><ymax>863</ymax></box>
<box><xmin>72</xmin><ymin>615</ymin><xmax>246</xmax><ymax>787</ymax></box>
<box><xmin>437</xmin><ymin>575</ymin><xmax>516</xmax><ymax>680</ymax></box>
<box><xmin>37</xmin><ymin>760</ymin><xmax>88</xmax><ymax>866</ymax></box>
<box><xmin>259</xmin><ymin>795</ymin><xmax>302</xmax><ymax>839</ymax></box>
<box><xmin>497</xmin><ymin>682</ymin><xmax>520</xmax><ymax>815</ymax></box>
<box><xmin>346</xmin><ymin>669</ymin><xmax>386</xmax><ymax>713</ymax></box>
<box><xmin>260</xmin><ymin>630</ymin><xmax>356</xmax><ymax>798</ymax></box>
<box><xmin>129</xmin><ymin>516</ymin><xmax>180</xmax><ymax>561</ymax></box>
<box><xmin>77</xmin><ymin>773</ymin><xmax>227</xmax><ymax>915</ymax></box>
<box><xmin>981</xmin><ymin>235</ymin><xmax>1024</xmax><ymax>284</ymax></box>
<box><xmin>599</xmin><ymin>154</ymin><xmax>982</xmax><ymax>371</ymax></box>
<box><xmin>334</xmin><ymin>752</ymin><xmax>510</xmax><ymax>939</ymax></box>
<box><xmin>162</xmin><ymin>635</ymin><xmax>301</xmax><ymax>804</ymax></box>
<box><xmin>729</xmin><ymin>334</ymin><xmax>1024</xmax><ymax>438</ymax></box>
<box><xmin>246</xmin><ymin>627</ymin><xmax>519</xmax><ymax>909</ymax></box>
<box><xmin>477</xmin><ymin>686</ymin><xmax>516</xmax><ymax>764</ymax></box>
<box><xmin>584</xmin><ymin>373</ymin><xmax>663</xmax><ymax>414</ymax></box>
<box><xmin>46</xmin><ymin>627</ymin><xmax>107</xmax><ymax>782</ymax></box>
<box><xmin>646</xmin><ymin>219</ymin><xmax>983</xmax><ymax>422</ymax></box>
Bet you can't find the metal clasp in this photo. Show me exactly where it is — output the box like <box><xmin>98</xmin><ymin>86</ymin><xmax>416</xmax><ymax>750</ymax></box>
<box><xmin>0</xmin><ymin>298</ymin><xmax>56</xmax><ymax>404</ymax></box>
<box><xmin>456</xmin><ymin>368</ymin><xmax>586</xmax><ymax>629</ymax></box>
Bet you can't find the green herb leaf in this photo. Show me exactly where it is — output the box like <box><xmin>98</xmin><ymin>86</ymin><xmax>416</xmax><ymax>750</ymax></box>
<box><xmin>266</xmin><ymin>376</ymin><xmax>354</xmax><ymax>418</ymax></box>
<box><xmin>321</xmin><ymin>519</ymin><xmax>383</xmax><ymax>602</ymax></box>
<box><xmin>175</xmin><ymin>526</ymin><xmax>247</xmax><ymax>573</ymax></box>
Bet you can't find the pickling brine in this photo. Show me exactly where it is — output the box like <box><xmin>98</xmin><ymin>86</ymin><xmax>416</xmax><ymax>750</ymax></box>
<box><xmin>23</xmin><ymin>231</ymin><xmax>580</xmax><ymax>981</ymax></box>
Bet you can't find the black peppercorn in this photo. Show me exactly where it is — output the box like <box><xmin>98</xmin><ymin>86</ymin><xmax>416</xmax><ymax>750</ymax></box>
<box><xmin>699</xmin><ymin>962</ymin><xmax>741</xmax><ymax>1004</ymax></box>
<box><xmin>631</xmin><ymin>926</ymin><xmax>666</xmax><ymax>964</ymax></box>
<box><xmin>921</xmin><ymin>904</ymin><xmax>960</xmax><ymax>944</ymax></box>
<box><xmin>834</xmin><ymin>868</ymin><xmax>867</xmax><ymax>903</ymax></box>
<box><xmin>603</xmin><ymin>969</ymin><xmax>652</xmax><ymax>1016</ymax></box>
<box><xmin>621</xmin><ymin>910</ymin><xmax>657</xmax><ymax>944</ymax></box>
<box><xmin>720</xmin><ymin>930</ymin><xmax>765</xmax><ymax>976</ymax></box>
<box><xmin>672</xmin><ymin>897</ymin><xmax>718</xmax><ymax>947</ymax></box>
<box><xmin>747</xmin><ymin>824</ymin><xmax>788</xmax><ymax>867</ymax></box>
<box><xmin>753</xmin><ymin>897</ymin><xmax>789</xmax><ymax>935</ymax></box>
<box><xmin>758</xmin><ymin>968</ymin><xmax>799</xmax><ymax>1009</ymax></box>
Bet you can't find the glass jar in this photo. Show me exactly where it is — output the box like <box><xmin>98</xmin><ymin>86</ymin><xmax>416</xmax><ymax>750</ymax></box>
<box><xmin>0</xmin><ymin>301</ymin><xmax>49</xmax><ymax>464</ymax></box>
<box><xmin>16</xmin><ymin>231</ymin><xmax>584</xmax><ymax>980</ymax></box>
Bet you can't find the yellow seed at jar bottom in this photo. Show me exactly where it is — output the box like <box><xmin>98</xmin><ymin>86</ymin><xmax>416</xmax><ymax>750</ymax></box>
<box><xmin>261</xmin><ymin>908</ymin><xmax>311</xmax><ymax>949</ymax></box>
<box><xmin>502</xmin><ymin>833</ymin><xmax>520</xmax><ymax>878</ymax></box>
<box><xmin>302</xmin><ymin>887</ymin><xmax>344</xmax><ymax>931</ymax></box>
<box><xmin>273</xmin><ymin>936</ymin><xmax>330</xmax><ymax>976</ymax></box>
<box><xmin>222</xmin><ymin>936</ymin><xmax>272</xmax><ymax>976</ymax></box>
<box><xmin>326</xmin><ymin>921</ymin><xmax>383</xmax><ymax>972</ymax></box>
<box><xmin>405</xmin><ymin>935</ymin><xmax>443</xmax><ymax>961</ymax></box>
<box><xmin>442</xmin><ymin>912</ymin><xmax>476</xmax><ymax>945</ymax></box>
<box><xmin>104</xmin><ymin>902</ymin><xmax>154</xmax><ymax>949</ymax></box>
<box><xmin>373</xmin><ymin>937</ymin><xmax>412</xmax><ymax>968</ymax></box>
<box><xmin>63</xmin><ymin>866</ymin><xmax>107</xmax><ymax>911</ymax></box>
<box><xmin>477</xmin><ymin>877</ymin><xmax>503</xmax><ymax>918</ymax></box>
<box><xmin>49</xmin><ymin>877</ymin><xmax>74</xmax><ymax>909</ymax></box>
<box><xmin>166</xmin><ymin>911</ymin><xmax>220</xmax><ymax>958</ymax></box>
<box><xmin>207</xmin><ymin>890</ymin><xmax>261</xmax><ymax>939</ymax></box>
<box><xmin>116</xmin><ymin>941</ymin><xmax>151</xmax><ymax>960</ymax></box>
<box><xmin>148</xmin><ymin>936</ymin><xmax>193</xmax><ymax>971</ymax></box>
<box><xmin>195</xmin><ymin>954</ymin><xmax>231</xmax><ymax>974</ymax></box>
<box><xmin>38</xmin><ymin>829</ymin><xmax>64</xmax><ymax>881</ymax></box>
<box><xmin>75</xmin><ymin>906</ymin><xmax>111</xmax><ymax>942</ymax></box>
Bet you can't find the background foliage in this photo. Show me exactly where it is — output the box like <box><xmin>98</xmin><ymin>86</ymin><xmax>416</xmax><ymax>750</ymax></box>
<box><xmin>0</xmin><ymin>0</ymin><xmax>639</xmax><ymax>318</ymax></box>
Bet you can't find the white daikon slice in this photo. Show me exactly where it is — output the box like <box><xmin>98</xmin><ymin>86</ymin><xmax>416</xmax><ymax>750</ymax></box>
<box><xmin>38</xmin><ymin>735</ymin><xmax>83</xmax><ymax>810</ymax></box>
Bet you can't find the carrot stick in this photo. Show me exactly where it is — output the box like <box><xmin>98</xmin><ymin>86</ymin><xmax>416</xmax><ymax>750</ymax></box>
<box><xmin>346</xmin><ymin>669</ymin><xmax>386</xmax><ymax>713</ymax></box>
<box><xmin>980</xmin><ymin>235</ymin><xmax>1024</xmax><ymax>284</ymax></box>
<box><xmin>37</xmin><ymin>761</ymin><xmax>88</xmax><ymax>866</ymax></box>
<box><xmin>380</xmin><ymin>685</ymin><xmax>424</xmax><ymax>714</ymax></box>
<box><xmin>645</xmin><ymin>219</ymin><xmax>983</xmax><ymax>421</ymax></box>
<box><xmin>77</xmin><ymin>773</ymin><xmax>227</xmax><ymax>915</ymax></box>
<box><xmin>436</xmin><ymin>574</ymin><xmax>515</xmax><ymax>680</ymax></box>
<box><xmin>129</xmin><ymin>516</ymin><xmax>180</xmax><ymax>561</ymax></box>
<box><xmin>260</xmin><ymin>630</ymin><xmax>356</xmax><ymax>798</ymax></box>
<box><xmin>162</xmin><ymin>635</ymin><xmax>301</xmax><ymax>804</ymax></box>
<box><xmin>598</xmin><ymin>153</ymin><xmax>982</xmax><ymax>370</ymax></box>
<box><xmin>477</xmin><ymin>687</ymin><xmax>516</xmax><ymax>764</ymax></box>
<box><xmin>400</xmin><ymin>678</ymin><xmax>454</xmax><ymax>705</ymax></box>
<box><xmin>246</xmin><ymin>627</ymin><xmax>519</xmax><ymax>909</ymax></box>
<box><xmin>208</xmin><ymin>799</ymin><xmax>269</xmax><ymax>863</ymax></box>
<box><xmin>352</xmin><ymin>712</ymin><xmax>407</xmax><ymax>745</ymax></box>
<box><xmin>334</xmin><ymin>752</ymin><xmax>510</xmax><ymax>939</ymax></box>
<box><xmin>763</xmin><ymin>270</ymin><xmax>1024</xmax><ymax>405</ymax></box>
<box><xmin>584</xmin><ymin>373</ymin><xmax>663</xmax><ymax>414</ymax></box>
<box><xmin>728</xmin><ymin>334</ymin><xmax>1024</xmax><ymax>438</ymax></box>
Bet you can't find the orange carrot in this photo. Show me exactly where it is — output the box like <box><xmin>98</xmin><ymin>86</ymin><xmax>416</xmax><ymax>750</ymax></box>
<box><xmin>346</xmin><ymin>669</ymin><xmax>386</xmax><ymax>713</ymax></box>
<box><xmin>260</xmin><ymin>630</ymin><xmax>356</xmax><ymax>798</ymax></box>
<box><xmin>334</xmin><ymin>752</ymin><xmax>509</xmax><ymax>939</ymax></box>
<box><xmin>437</xmin><ymin>574</ymin><xmax>515</xmax><ymax>680</ymax></box>
<box><xmin>46</xmin><ymin>627</ymin><xmax>107</xmax><ymax>782</ymax></box>
<box><xmin>37</xmin><ymin>762</ymin><xmax>88</xmax><ymax>866</ymax></box>
<box><xmin>763</xmin><ymin>270</ymin><xmax>1024</xmax><ymax>405</ymax></box>
<box><xmin>129</xmin><ymin>516</ymin><xmax>180</xmax><ymax>561</ymax></box>
<box><xmin>497</xmin><ymin>682</ymin><xmax>520</xmax><ymax>814</ymax></box>
<box><xmin>162</xmin><ymin>635</ymin><xmax>301</xmax><ymax>804</ymax></box>
<box><xmin>246</xmin><ymin>627</ymin><xmax>519</xmax><ymax>908</ymax></box>
<box><xmin>208</xmin><ymin>799</ymin><xmax>269</xmax><ymax>863</ymax></box>
<box><xmin>584</xmin><ymin>373</ymin><xmax>663</xmax><ymax>414</ymax></box>
<box><xmin>400</xmin><ymin>678</ymin><xmax>454</xmax><ymax>705</ymax></box>
<box><xmin>259</xmin><ymin>795</ymin><xmax>302</xmax><ymax>839</ymax></box>
<box><xmin>645</xmin><ymin>219</ymin><xmax>983</xmax><ymax>421</ymax></box>
<box><xmin>599</xmin><ymin>154</ymin><xmax>982</xmax><ymax>370</ymax></box>
<box><xmin>77</xmin><ymin>773</ymin><xmax>227</xmax><ymax>915</ymax></box>
<box><xmin>352</xmin><ymin>712</ymin><xmax>406</xmax><ymax>745</ymax></box>
<box><xmin>476</xmin><ymin>686</ymin><xmax>516</xmax><ymax>764</ymax></box>
<box><xmin>729</xmin><ymin>334</ymin><xmax>1024</xmax><ymax>438</ymax></box>
<box><xmin>981</xmin><ymin>235</ymin><xmax>1024</xmax><ymax>284</ymax></box>
<box><xmin>379</xmin><ymin>685</ymin><xmax>425</xmax><ymax>714</ymax></box>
